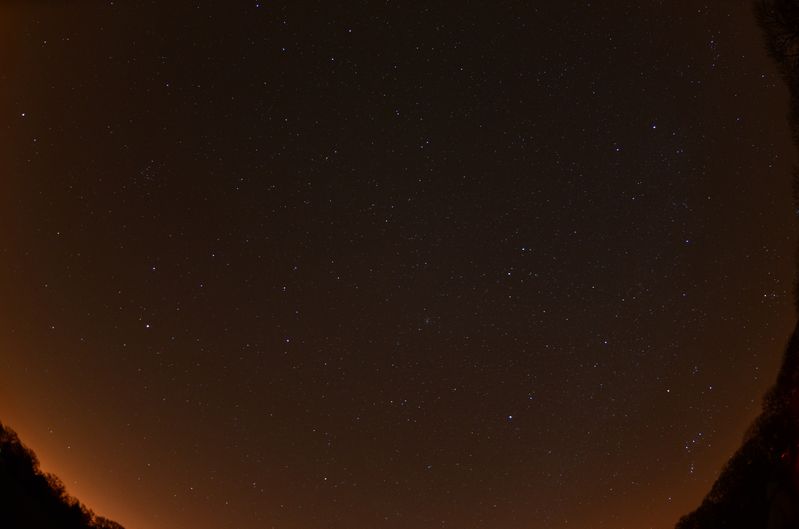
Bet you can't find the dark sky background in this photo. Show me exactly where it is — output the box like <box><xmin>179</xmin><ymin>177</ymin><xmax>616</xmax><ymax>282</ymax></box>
<box><xmin>0</xmin><ymin>2</ymin><xmax>797</xmax><ymax>528</ymax></box>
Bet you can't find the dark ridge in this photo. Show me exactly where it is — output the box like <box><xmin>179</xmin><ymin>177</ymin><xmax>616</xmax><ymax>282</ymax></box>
<box><xmin>674</xmin><ymin>324</ymin><xmax>799</xmax><ymax>528</ymax></box>
<box><xmin>0</xmin><ymin>421</ymin><xmax>124</xmax><ymax>529</ymax></box>
<box><xmin>675</xmin><ymin>1</ymin><xmax>799</xmax><ymax>528</ymax></box>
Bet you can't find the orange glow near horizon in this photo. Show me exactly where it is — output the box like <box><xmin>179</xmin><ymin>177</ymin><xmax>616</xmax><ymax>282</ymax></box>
<box><xmin>1</xmin><ymin>2</ymin><xmax>798</xmax><ymax>528</ymax></box>
<box><xmin>0</xmin><ymin>378</ymin><xmax>777</xmax><ymax>529</ymax></box>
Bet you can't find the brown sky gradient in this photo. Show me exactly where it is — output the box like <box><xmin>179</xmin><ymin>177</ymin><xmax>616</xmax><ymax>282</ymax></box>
<box><xmin>1</xmin><ymin>2</ymin><xmax>798</xmax><ymax>528</ymax></box>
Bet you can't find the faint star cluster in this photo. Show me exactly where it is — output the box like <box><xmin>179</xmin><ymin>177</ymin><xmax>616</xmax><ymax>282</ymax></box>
<box><xmin>0</xmin><ymin>2</ymin><xmax>795</xmax><ymax>529</ymax></box>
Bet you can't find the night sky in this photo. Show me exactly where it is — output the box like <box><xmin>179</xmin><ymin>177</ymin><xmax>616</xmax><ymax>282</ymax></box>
<box><xmin>0</xmin><ymin>2</ymin><xmax>797</xmax><ymax>528</ymax></box>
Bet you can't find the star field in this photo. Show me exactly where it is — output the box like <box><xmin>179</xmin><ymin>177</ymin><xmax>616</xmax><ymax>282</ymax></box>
<box><xmin>0</xmin><ymin>2</ymin><xmax>796</xmax><ymax>528</ymax></box>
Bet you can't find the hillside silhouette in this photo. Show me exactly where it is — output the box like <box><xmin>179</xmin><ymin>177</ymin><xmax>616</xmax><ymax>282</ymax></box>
<box><xmin>0</xmin><ymin>421</ymin><xmax>123</xmax><ymax>529</ymax></box>
<box><xmin>677</xmin><ymin>1</ymin><xmax>799</xmax><ymax>528</ymax></box>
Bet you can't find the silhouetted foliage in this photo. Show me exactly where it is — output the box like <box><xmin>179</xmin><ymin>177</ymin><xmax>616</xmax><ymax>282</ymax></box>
<box><xmin>675</xmin><ymin>326</ymin><xmax>799</xmax><ymax>528</ymax></box>
<box><xmin>0</xmin><ymin>421</ymin><xmax>124</xmax><ymax>529</ymax></box>
<box><xmin>759</xmin><ymin>0</ymin><xmax>799</xmax><ymax>280</ymax></box>
<box><xmin>676</xmin><ymin>2</ymin><xmax>799</xmax><ymax>527</ymax></box>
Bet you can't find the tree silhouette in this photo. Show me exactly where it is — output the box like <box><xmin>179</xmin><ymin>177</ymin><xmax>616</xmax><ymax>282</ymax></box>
<box><xmin>676</xmin><ymin>1</ymin><xmax>799</xmax><ymax>527</ymax></box>
<box><xmin>675</xmin><ymin>328</ymin><xmax>799</xmax><ymax>527</ymax></box>
<box><xmin>0</xmin><ymin>421</ymin><xmax>124</xmax><ymax>529</ymax></box>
